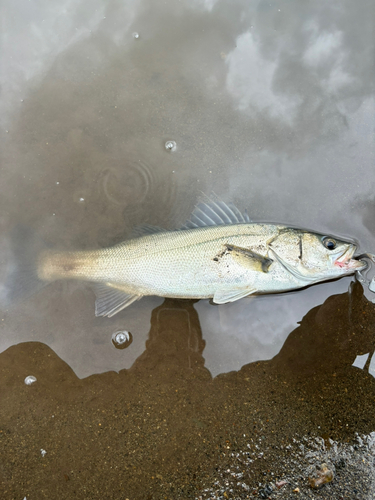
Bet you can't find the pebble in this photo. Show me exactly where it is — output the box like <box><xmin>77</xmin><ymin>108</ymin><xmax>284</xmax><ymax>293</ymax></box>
<box><xmin>24</xmin><ymin>376</ymin><xmax>37</xmax><ymax>385</ymax></box>
<box><xmin>308</xmin><ymin>464</ymin><xmax>334</xmax><ymax>489</ymax></box>
<box><xmin>258</xmin><ymin>484</ymin><xmax>273</xmax><ymax>498</ymax></box>
<box><xmin>276</xmin><ymin>480</ymin><xmax>287</xmax><ymax>489</ymax></box>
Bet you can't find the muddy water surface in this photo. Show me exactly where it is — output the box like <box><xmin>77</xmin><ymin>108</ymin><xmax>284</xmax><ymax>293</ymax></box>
<box><xmin>1</xmin><ymin>0</ymin><xmax>375</xmax><ymax>498</ymax></box>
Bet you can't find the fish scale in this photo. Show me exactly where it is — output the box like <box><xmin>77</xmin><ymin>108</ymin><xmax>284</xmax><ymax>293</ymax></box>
<box><xmin>41</xmin><ymin>224</ymin><xmax>281</xmax><ymax>292</ymax></box>
<box><xmin>33</xmin><ymin>198</ymin><xmax>366</xmax><ymax>317</ymax></box>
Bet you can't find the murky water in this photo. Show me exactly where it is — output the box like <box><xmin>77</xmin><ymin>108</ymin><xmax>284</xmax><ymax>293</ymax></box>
<box><xmin>1</xmin><ymin>0</ymin><xmax>375</xmax><ymax>498</ymax></box>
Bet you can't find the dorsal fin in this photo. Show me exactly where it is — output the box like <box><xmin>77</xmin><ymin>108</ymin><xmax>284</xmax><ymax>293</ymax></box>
<box><xmin>180</xmin><ymin>195</ymin><xmax>250</xmax><ymax>230</ymax></box>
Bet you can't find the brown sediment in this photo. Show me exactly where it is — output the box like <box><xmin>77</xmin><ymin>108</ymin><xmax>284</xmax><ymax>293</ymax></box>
<box><xmin>0</xmin><ymin>283</ymin><xmax>375</xmax><ymax>499</ymax></box>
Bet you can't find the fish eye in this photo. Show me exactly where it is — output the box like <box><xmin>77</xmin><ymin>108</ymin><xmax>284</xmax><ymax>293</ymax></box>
<box><xmin>322</xmin><ymin>237</ymin><xmax>337</xmax><ymax>250</ymax></box>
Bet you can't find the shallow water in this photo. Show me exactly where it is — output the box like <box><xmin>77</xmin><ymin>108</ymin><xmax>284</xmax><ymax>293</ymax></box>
<box><xmin>1</xmin><ymin>0</ymin><xmax>375</xmax><ymax>498</ymax></box>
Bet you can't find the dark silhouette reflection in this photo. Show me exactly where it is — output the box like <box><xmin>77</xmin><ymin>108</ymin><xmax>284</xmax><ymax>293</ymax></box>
<box><xmin>272</xmin><ymin>281</ymin><xmax>375</xmax><ymax>377</ymax></box>
<box><xmin>0</xmin><ymin>285</ymin><xmax>375</xmax><ymax>499</ymax></box>
<box><xmin>131</xmin><ymin>298</ymin><xmax>211</xmax><ymax>380</ymax></box>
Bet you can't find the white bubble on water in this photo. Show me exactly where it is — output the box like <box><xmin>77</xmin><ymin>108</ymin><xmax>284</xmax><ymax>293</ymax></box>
<box><xmin>111</xmin><ymin>330</ymin><xmax>133</xmax><ymax>349</ymax></box>
<box><xmin>79</xmin><ymin>197</ymin><xmax>85</xmax><ymax>202</ymax></box>
<box><xmin>132</xmin><ymin>32</ymin><xmax>139</xmax><ymax>39</ymax></box>
<box><xmin>115</xmin><ymin>331</ymin><xmax>128</xmax><ymax>344</ymax></box>
<box><xmin>165</xmin><ymin>140</ymin><xmax>177</xmax><ymax>152</ymax></box>
<box><xmin>24</xmin><ymin>375</ymin><xmax>37</xmax><ymax>385</ymax></box>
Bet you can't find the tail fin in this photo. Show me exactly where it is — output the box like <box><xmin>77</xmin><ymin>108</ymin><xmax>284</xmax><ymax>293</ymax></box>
<box><xmin>0</xmin><ymin>226</ymin><xmax>49</xmax><ymax>307</ymax></box>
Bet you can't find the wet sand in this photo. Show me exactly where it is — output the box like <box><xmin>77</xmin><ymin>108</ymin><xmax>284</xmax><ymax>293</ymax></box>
<box><xmin>1</xmin><ymin>282</ymin><xmax>374</xmax><ymax>499</ymax></box>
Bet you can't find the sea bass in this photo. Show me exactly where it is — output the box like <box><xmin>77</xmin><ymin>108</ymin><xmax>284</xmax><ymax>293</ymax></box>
<box><xmin>27</xmin><ymin>198</ymin><xmax>366</xmax><ymax>317</ymax></box>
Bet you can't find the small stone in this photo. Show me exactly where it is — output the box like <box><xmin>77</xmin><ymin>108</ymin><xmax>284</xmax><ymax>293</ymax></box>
<box><xmin>258</xmin><ymin>484</ymin><xmax>273</xmax><ymax>498</ymax></box>
<box><xmin>293</xmin><ymin>487</ymin><xmax>300</xmax><ymax>493</ymax></box>
<box><xmin>276</xmin><ymin>480</ymin><xmax>287</xmax><ymax>489</ymax></box>
<box><xmin>24</xmin><ymin>376</ymin><xmax>37</xmax><ymax>385</ymax></box>
<box><xmin>308</xmin><ymin>464</ymin><xmax>334</xmax><ymax>489</ymax></box>
<box><xmin>334</xmin><ymin>458</ymin><xmax>346</xmax><ymax>469</ymax></box>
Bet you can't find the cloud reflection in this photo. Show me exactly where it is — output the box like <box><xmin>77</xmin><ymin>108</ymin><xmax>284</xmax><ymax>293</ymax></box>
<box><xmin>226</xmin><ymin>31</ymin><xmax>301</xmax><ymax>122</ymax></box>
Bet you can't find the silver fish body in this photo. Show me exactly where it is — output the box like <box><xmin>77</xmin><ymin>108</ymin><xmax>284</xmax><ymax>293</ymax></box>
<box><xmin>35</xmin><ymin>199</ymin><xmax>366</xmax><ymax>317</ymax></box>
<box><xmin>40</xmin><ymin>223</ymin><xmax>286</xmax><ymax>297</ymax></box>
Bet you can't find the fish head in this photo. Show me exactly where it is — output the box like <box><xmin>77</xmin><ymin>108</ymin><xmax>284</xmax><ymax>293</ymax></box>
<box><xmin>268</xmin><ymin>229</ymin><xmax>367</xmax><ymax>283</ymax></box>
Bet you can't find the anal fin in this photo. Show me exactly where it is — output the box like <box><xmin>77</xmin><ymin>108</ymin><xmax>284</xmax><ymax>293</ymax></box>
<box><xmin>212</xmin><ymin>287</ymin><xmax>257</xmax><ymax>304</ymax></box>
<box><xmin>94</xmin><ymin>282</ymin><xmax>142</xmax><ymax>317</ymax></box>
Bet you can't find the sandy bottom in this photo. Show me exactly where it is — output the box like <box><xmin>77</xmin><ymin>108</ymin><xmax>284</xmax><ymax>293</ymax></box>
<box><xmin>1</xmin><ymin>282</ymin><xmax>375</xmax><ymax>499</ymax></box>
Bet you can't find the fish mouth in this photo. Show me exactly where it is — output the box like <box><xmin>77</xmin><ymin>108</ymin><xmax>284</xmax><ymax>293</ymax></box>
<box><xmin>334</xmin><ymin>245</ymin><xmax>367</xmax><ymax>271</ymax></box>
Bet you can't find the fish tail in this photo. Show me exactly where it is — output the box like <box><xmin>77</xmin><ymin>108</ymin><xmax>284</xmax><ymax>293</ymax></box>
<box><xmin>0</xmin><ymin>226</ymin><xmax>51</xmax><ymax>307</ymax></box>
<box><xmin>37</xmin><ymin>250</ymin><xmax>90</xmax><ymax>281</ymax></box>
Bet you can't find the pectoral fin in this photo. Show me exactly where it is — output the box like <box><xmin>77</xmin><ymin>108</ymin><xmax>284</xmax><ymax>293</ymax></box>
<box><xmin>213</xmin><ymin>287</ymin><xmax>257</xmax><ymax>304</ymax></box>
<box><xmin>221</xmin><ymin>244</ymin><xmax>273</xmax><ymax>273</ymax></box>
<box><xmin>94</xmin><ymin>283</ymin><xmax>142</xmax><ymax>317</ymax></box>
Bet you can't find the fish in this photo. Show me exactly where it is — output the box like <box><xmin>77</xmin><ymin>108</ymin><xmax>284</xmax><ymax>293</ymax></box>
<box><xmin>8</xmin><ymin>197</ymin><xmax>367</xmax><ymax>317</ymax></box>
